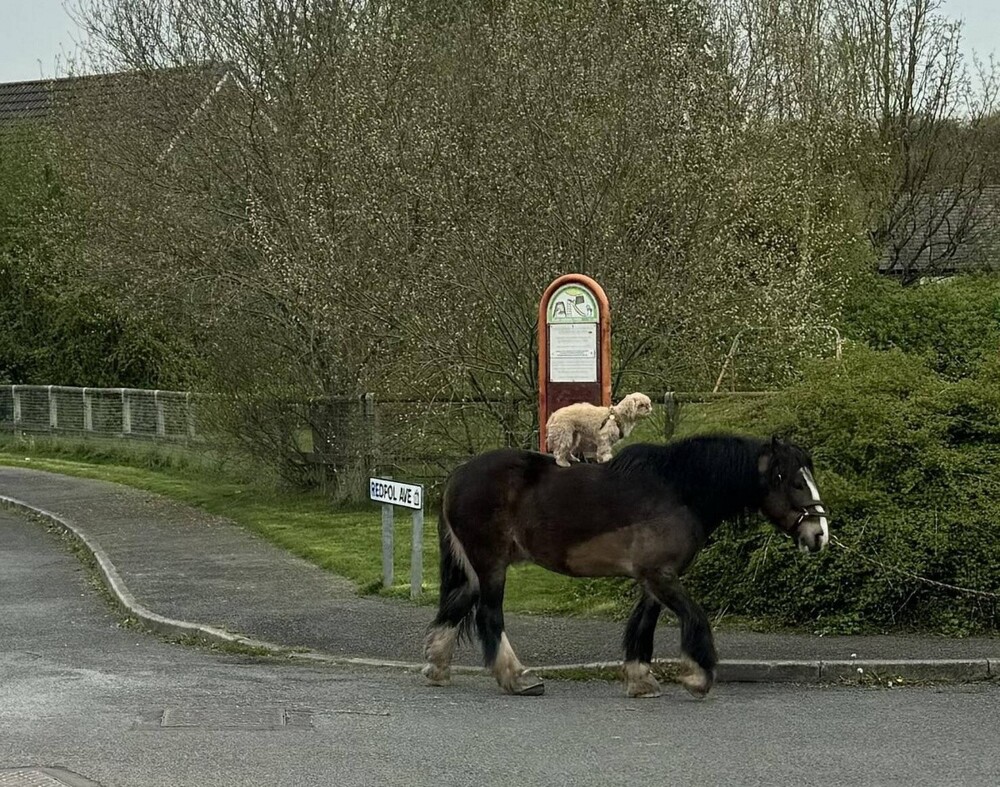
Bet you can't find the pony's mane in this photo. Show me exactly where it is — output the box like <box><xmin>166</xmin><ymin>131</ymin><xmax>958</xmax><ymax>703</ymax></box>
<box><xmin>608</xmin><ymin>434</ymin><xmax>766</xmax><ymax>522</ymax></box>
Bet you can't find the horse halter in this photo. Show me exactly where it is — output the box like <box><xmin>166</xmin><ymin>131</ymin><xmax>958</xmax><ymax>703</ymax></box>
<box><xmin>792</xmin><ymin>501</ymin><xmax>827</xmax><ymax>532</ymax></box>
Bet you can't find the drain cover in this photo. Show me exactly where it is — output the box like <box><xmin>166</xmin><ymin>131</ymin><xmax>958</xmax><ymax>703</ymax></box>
<box><xmin>138</xmin><ymin>707</ymin><xmax>313</xmax><ymax>730</ymax></box>
<box><xmin>0</xmin><ymin>768</ymin><xmax>102</xmax><ymax>787</ymax></box>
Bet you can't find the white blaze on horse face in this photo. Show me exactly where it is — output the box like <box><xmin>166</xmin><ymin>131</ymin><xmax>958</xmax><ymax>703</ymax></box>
<box><xmin>801</xmin><ymin>468</ymin><xmax>829</xmax><ymax>549</ymax></box>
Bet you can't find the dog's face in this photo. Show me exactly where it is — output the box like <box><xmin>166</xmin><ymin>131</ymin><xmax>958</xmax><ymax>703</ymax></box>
<box><xmin>617</xmin><ymin>393</ymin><xmax>653</xmax><ymax>422</ymax></box>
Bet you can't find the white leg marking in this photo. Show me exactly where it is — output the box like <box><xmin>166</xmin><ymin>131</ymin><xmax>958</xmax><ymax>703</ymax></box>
<box><xmin>422</xmin><ymin>625</ymin><xmax>458</xmax><ymax>685</ymax></box>
<box><xmin>493</xmin><ymin>633</ymin><xmax>544</xmax><ymax>695</ymax></box>
<box><xmin>494</xmin><ymin>633</ymin><xmax>525</xmax><ymax>688</ymax></box>
<box><xmin>801</xmin><ymin>468</ymin><xmax>829</xmax><ymax>548</ymax></box>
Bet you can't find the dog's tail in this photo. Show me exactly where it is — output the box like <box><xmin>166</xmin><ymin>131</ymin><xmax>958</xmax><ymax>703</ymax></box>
<box><xmin>545</xmin><ymin>414</ymin><xmax>577</xmax><ymax>454</ymax></box>
<box><xmin>543</xmin><ymin>411</ymin><xmax>557</xmax><ymax>452</ymax></box>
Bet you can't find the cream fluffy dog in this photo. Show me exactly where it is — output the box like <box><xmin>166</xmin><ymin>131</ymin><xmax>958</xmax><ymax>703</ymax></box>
<box><xmin>545</xmin><ymin>392</ymin><xmax>653</xmax><ymax>467</ymax></box>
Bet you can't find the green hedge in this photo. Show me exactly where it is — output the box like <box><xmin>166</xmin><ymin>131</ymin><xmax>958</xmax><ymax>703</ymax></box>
<box><xmin>842</xmin><ymin>274</ymin><xmax>1000</xmax><ymax>379</ymax></box>
<box><xmin>683</xmin><ymin>344</ymin><xmax>1000</xmax><ymax>634</ymax></box>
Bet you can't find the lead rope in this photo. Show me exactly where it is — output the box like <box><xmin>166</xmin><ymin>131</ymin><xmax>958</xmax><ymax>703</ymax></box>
<box><xmin>829</xmin><ymin>534</ymin><xmax>1000</xmax><ymax>600</ymax></box>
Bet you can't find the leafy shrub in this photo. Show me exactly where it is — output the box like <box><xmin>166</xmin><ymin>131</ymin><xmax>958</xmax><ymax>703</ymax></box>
<box><xmin>682</xmin><ymin>344</ymin><xmax>1000</xmax><ymax>634</ymax></box>
<box><xmin>0</xmin><ymin>127</ymin><xmax>184</xmax><ymax>388</ymax></box>
<box><xmin>842</xmin><ymin>274</ymin><xmax>1000</xmax><ymax>379</ymax></box>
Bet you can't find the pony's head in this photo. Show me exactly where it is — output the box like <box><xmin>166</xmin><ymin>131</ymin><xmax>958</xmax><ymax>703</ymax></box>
<box><xmin>757</xmin><ymin>436</ymin><xmax>829</xmax><ymax>553</ymax></box>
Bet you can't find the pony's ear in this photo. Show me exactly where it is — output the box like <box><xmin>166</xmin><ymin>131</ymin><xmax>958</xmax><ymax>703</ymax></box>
<box><xmin>758</xmin><ymin>441</ymin><xmax>774</xmax><ymax>475</ymax></box>
<box><xmin>760</xmin><ymin>435</ymin><xmax>786</xmax><ymax>475</ymax></box>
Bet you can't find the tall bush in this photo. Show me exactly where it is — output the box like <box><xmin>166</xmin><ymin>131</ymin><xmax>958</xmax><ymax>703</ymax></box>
<box><xmin>0</xmin><ymin>125</ymin><xmax>184</xmax><ymax>387</ymax></box>
<box><xmin>685</xmin><ymin>344</ymin><xmax>1000</xmax><ymax>633</ymax></box>
<box><xmin>842</xmin><ymin>274</ymin><xmax>1000</xmax><ymax>379</ymax></box>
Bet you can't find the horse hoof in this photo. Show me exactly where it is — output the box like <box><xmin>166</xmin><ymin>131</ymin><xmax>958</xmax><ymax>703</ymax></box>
<box><xmin>625</xmin><ymin>661</ymin><xmax>662</xmax><ymax>698</ymax></box>
<box><xmin>627</xmin><ymin>681</ymin><xmax>663</xmax><ymax>698</ymax></box>
<box><xmin>679</xmin><ymin>667</ymin><xmax>714</xmax><ymax>699</ymax></box>
<box><xmin>513</xmin><ymin>681</ymin><xmax>545</xmax><ymax>696</ymax></box>
<box><xmin>421</xmin><ymin>663</ymin><xmax>451</xmax><ymax>687</ymax></box>
<box><xmin>509</xmin><ymin>671</ymin><xmax>545</xmax><ymax>696</ymax></box>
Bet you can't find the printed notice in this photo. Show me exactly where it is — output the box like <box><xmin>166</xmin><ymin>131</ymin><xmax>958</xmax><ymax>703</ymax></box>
<box><xmin>549</xmin><ymin>323</ymin><xmax>598</xmax><ymax>382</ymax></box>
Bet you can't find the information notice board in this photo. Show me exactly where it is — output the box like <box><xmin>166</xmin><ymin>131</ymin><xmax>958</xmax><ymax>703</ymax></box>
<box><xmin>537</xmin><ymin>275</ymin><xmax>611</xmax><ymax>451</ymax></box>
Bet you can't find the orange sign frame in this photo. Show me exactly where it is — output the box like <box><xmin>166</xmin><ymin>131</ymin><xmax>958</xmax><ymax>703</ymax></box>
<box><xmin>537</xmin><ymin>274</ymin><xmax>611</xmax><ymax>451</ymax></box>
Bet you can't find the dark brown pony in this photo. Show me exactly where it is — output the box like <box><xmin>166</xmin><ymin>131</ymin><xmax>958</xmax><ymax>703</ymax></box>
<box><xmin>422</xmin><ymin>434</ymin><xmax>828</xmax><ymax>698</ymax></box>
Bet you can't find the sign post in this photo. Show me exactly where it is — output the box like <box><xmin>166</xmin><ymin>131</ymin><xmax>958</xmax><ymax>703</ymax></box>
<box><xmin>538</xmin><ymin>274</ymin><xmax>611</xmax><ymax>451</ymax></box>
<box><xmin>369</xmin><ymin>477</ymin><xmax>425</xmax><ymax>599</ymax></box>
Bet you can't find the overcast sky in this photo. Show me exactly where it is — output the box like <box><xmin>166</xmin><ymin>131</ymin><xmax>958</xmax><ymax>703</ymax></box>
<box><xmin>1</xmin><ymin>0</ymin><xmax>83</xmax><ymax>83</ymax></box>
<box><xmin>0</xmin><ymin>0</ymin><xmax>998</xmax><ymax>84</ymax></box>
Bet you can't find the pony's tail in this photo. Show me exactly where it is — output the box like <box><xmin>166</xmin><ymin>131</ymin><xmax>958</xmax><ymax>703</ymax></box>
<box><xmin>434</xmin><ymin>489</ymin><xmax>480</xmax><ymax>644</ymax></box>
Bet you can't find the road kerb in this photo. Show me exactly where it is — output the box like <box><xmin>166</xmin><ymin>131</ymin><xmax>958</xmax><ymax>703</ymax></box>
<box><xmin>717</xmin><ymin>660</ymin><xmax>822</xmax><ymax>682</ymax></box>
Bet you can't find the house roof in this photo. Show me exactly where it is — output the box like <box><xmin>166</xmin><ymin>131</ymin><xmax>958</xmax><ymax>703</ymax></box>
<box><xmin>0</xmin><ymin>66</ymin><xmax>244</xmax><ymax>177</ymax></box>
<box><xmin>879</xmin><ymin>185</ymin><xmax>1000</xmax><ymax>276</ymax></box>
<box><xmin>0</xmin><ymin>72</ymin><xmax>132</xmax><ymax>125</ymax></box>
<box><xmin>0</xmin><ymin>67</ymin><xmax>232</xmax><ymax>129</ymax></box>
<box><xmin>0</xmin><ymin>79</ymin><xmax>55</xmax><ymax>122</ymax></box>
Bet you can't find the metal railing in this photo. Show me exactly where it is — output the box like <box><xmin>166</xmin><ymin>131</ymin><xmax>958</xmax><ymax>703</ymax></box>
<box><xmin>0</xmin><ymin>385</ymin><xmax>198</xmax><ymax>442</ymax></box>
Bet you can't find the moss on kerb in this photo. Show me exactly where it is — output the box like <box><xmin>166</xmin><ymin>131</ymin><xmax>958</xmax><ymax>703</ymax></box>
<box><xmin>170</xmin><ymin>634</ymin><xmax>282</xmax><ymax>659</ymax></box>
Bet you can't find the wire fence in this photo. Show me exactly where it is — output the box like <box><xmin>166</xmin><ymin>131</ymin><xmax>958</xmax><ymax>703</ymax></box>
<box><xmin>0</xmin><ymin>385</ymin><xmax>198</xmax><ymax>442</ymax></box>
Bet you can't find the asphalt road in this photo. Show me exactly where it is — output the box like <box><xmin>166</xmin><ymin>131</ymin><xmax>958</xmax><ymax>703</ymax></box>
<box><xmin>2</xmin><ymin>509</ymin><xmax>998</xmax><ymax>787</ymax></box>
